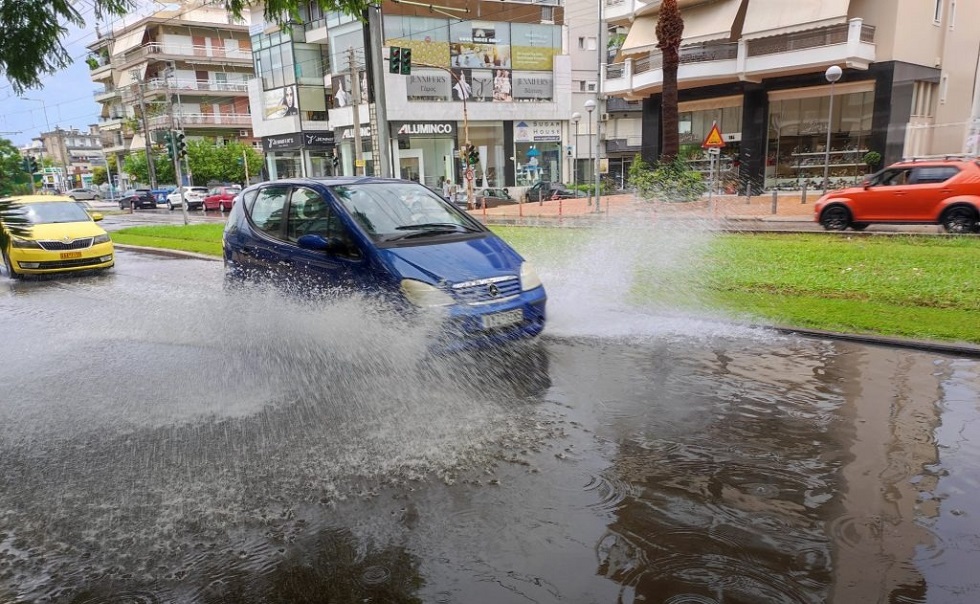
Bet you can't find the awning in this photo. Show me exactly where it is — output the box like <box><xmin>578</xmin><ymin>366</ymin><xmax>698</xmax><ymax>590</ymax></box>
<box><xmin>110</xmin><ymin>26</ymin><xmax>146</xmax><ymax>57</ymax></box>
<box><xmin>621</xmin><ymin>16</ymin><xmax>659</xmax><ymax>56</ymax></box>
<box><xmin>113</xmin><ymin>64</ymin><xmax>146</xmax><ymax>89</ymax></box>
<box><xmin>621</xmin><ymin>0</ymin><xmax>743</xmax><ymax>56</ymax></box>
<box><xmin>129</xmin><ymin>133</ymin><xmax>145</xmax><ymax>152</ymax></box>
<box><xmin>741</xmin><ymin>0</ymin><xmax>851</xmax><ymax>40</ymax></box>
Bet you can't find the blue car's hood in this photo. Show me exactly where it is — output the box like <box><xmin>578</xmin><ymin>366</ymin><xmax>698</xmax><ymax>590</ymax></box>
<box><xmin>377</xmin><ymin>235</ymin><xmax>524</xmax><ymax>284</ymax></box>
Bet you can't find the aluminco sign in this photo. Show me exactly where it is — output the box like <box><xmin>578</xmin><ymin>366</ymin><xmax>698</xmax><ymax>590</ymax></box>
<box><xmin>396</xmin><ymin>122</ymin><xmax>455</xmax><ymax>136</ymax></box>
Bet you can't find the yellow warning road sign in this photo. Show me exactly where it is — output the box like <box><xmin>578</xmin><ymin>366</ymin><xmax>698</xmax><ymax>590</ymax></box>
<box><xmin>701</xmin><ymin>123</ymin><xmax>726</xmax><ymax>149</ymax></box>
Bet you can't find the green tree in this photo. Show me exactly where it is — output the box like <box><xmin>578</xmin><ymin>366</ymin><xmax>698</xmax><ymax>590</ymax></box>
<box><xmin>91</xmin><ymin>166</ymin><xmax>108</xmax><ymax>186</ymax></box>
<box><xmin>0</xmin><ymin>138</ymin><xmax>32</xmax><ymax>196</ymax></box>
<box><xmin>186</xmin><ymin>139</ymin><xmax>261</xmax><ymax>186</ymax></box>
<box><xmin>123</xmin><ymin>151</ymin><xmax>174</xmax><ymax>187</ymax></box>
<box><xmin>628</xmin><ymin>153</ymin><xmax>706</xmax><ymax>203</ymax></box>
<box><xmin>1</xmin><ymin>0</ymin><xmax>371</xmax><ymax>94</ymax></box>
<box><xmin>656</xmin><ymin>0</ymin><xmax>684</xmax><ymax>161</ymax></box>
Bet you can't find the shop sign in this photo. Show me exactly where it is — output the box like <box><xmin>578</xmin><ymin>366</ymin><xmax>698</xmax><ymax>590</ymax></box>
<box><xmin>303</xmin><ymin>131</ymin><xmax>335</xmax><ymax>148</ymax></box>
<box><xmin>338</xmin><ymin>126</ymin><xmax>372</xmax><ymax>140</ymax></box>
<box><xmin>394</xmin><ymin>122</ymin><xmax>456</xmax><ymax>137</ymax></box>
<box><xmin>514</xmin><ymin>120</ymin><xmax>561</xmax><ymax>143</ymax></box>
<box><xmin>262</xmin><ymin>133</ymin><xmax>301</xmax><ymax>152</ymax></box>
<box><xmin>512</xmin><ymin>72</ymin><xmax>554</xmax><ymax>101</ymax></box>
<box><xmin>407</xmin><ymin>71</ymin><xmax>452</xmax><ymax>101</ymax></box>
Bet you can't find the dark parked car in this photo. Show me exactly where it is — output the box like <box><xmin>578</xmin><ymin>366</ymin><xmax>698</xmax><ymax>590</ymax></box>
<box><xmin>475</xmin><ymin>188</ymin><xmax>517</xmax><ymax>209</ymax></box>
<box><xmin>523</xmin><ymin>182</ymin><xmax>580</xmax><ymax>203</ymax></box>
<box><xmin>119</xmin><ymin>188</ymin><xmax>157</xmax><ymax>210</ymax></box>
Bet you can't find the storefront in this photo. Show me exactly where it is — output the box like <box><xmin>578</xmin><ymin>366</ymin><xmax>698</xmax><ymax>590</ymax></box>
<box><xmin>393</xmin><ymin>121</ymin><xmax>456</xmax><ymax>188</ymax></box>
<box><xmin>458</xmin><ymin>122</ymin><xmax>507</xmax><ymax>189</ymax></box>
<box><xmin>765</xmin><ymin>82</ymin><xmax>875</xmax><ymax>191</ymax></box>
<box><xmin>302</xmin><ymin>131</ymin><xmax>337</xmax><ymax>177</ymax></box>
<box><xmin>335</xmin><ymin>125</ymin><xmax>374</xmax><ymax>177</ymax></box>
<box><xmin>514</xmin><ymin>120</ymin><xmax>562</xmax><ymax>186</ymax></box>
<box><xmin>677</xmin><ymin>96</ymin><xmax>743</xmax><ymax>193</ymax></box>
<box><xmin>262</xmin><ymin>133</ymin><xmax>303</xmax><ymax>180</ymax></box>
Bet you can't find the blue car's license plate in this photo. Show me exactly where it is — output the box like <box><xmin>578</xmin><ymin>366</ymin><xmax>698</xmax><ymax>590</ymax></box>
<box><xmin>482</xmin><ymin>309</ymin><xmax>523</xmax><ymax>330</ymax></box>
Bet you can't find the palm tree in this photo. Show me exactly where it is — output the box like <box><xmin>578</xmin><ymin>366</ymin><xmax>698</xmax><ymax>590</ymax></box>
<box><xmin>656</xmin><ymin>0</ymin><xmax>684</xmax><ymax>161</ymax></box>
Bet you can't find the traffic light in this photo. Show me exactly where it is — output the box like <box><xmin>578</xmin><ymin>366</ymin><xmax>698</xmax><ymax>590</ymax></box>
<box><xmin>460</xmin><ymin>144</ymin><xmax>478</xmax><ymax>166</ymax></box>
<box><xmin>389</xmin><ymin>46</ymin><xmax>402</xmax><ymax>74</ymax></box>
<box><xmin>400</xmin><ymin>47</ymin><xmax>412</xmax><ymax>75</ymax></box>
<box><xmin>175</xmin><ymin>131</ymin><xmax>186</xmax><ymax>159</ymax></box>
<box><xmin>331</xmin><ymin>150</ymin><xmax>340</xmax><ymax>170</ymax></box>
<box><xmin>28</xmin><ymin>156</ymin><xmax>38</xmax><ymax>173</ymax></box>
<box><xmin>163</xmin><ymin>131</ymin><xmax>175</xmax><ymax>161</ymax></box>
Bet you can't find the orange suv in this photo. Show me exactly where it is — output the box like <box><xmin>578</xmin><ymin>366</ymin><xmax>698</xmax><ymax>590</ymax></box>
<box><xmin>813</xmin><ymin>158</ymin><xmax>980</xmax><ymax>233</ymax></box>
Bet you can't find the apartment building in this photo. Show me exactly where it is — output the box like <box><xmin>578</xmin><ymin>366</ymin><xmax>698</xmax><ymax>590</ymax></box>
<box><xmin>86</xmin><ymin>1</ymin><xmax>255</xmax><ymax>186</ymax></box>
<box><xmin>248</xmin><ymin>0</ymin><xmax>647</xmax><ymax>196</ymax></box>
<box><xmin>35</xmin><ymin>126</ymin><xmax>107</xmax><ymax>189</ymax></box>
<box><xmin>604</xmin><ymin>0</ymin><xmax>980</xmax><ymax>191</ymax></box>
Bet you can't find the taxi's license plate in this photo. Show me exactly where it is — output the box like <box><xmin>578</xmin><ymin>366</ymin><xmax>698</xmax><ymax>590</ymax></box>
<box><xmin>60</xmin><ymin>251</ymin><xmax>82</xmax><ymax>259</ymax></box>
<box><xmin>482</xmin><ymin>309</ymin><xmax>523</xmax><ymax>330</ymax></box>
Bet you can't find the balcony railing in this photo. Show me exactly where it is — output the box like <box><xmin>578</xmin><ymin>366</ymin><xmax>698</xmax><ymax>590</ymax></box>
<box><xmin>113</xmin><ymin>42</ymin><xmax>251</xmax><ymax>65</ymax></box>
<box><xmin>147</xmin><ymin>113</ymin><xmax>252</xmax><ymax>128</ymax></box>
<box><xmin>747</xmin><ymin>23</ymin><xmax>875</xmax><ymax>57</ymax></box>
<box><xmin>142</xmin><ymin>78</ymin><xmax>250</xmax><ymax>93</ymax></box>
<box><xmin>93</xmin><ymin>87</ymin><xmax>118</xmax><ymax>99</ymax></box>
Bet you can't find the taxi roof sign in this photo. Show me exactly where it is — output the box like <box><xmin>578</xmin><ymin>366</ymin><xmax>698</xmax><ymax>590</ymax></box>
<box><xmin>701</xmin><ymin>122</ymin><xmax>726</xmax><ymax>149</ymax></box>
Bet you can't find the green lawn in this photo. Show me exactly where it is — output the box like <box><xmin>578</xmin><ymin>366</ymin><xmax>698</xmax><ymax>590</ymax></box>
<box><xmin>109</xmin><ymin>223</ymin><xmax>980</xmax><ymax>344</ymax></box>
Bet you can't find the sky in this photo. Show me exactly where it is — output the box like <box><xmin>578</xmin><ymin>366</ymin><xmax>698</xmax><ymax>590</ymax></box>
<box><xmin>0</xmin><ymin>13</ymin><xmax>109</xmax><ymax>149</ymax></box>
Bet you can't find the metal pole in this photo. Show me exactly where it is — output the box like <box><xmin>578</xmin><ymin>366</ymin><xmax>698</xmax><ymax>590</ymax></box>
<box><xmin>413</xmin><ymin>61</ymin><xmax>471</xmax><ymax>208</ymax></box>
<box><xmin>366</xmin><ymin>4</ymin><xmax>392</xmax><ymax>178</ymax></box>
<box><xmin>573</xmin><ymin>121</ymin><xmax>579</xmax><ymax>190</ymax></box>
<box><xmin>243</xmin><ymin>150</ymin><xmax>249</xmax><ymax>184</ymax></box>
<box><xmin>595</xmin><ymin>0</ymin><xmax>604</xmax><ymax>213</ymax></box>
<box><xmin>822</xmin><ymin>84</ymin><xmax>835</xmax><ymax>194</ymax></box>
<box><xmin>165</xmin><ymin>67</ymin><xmax>189</xmax><ymax>225</ymax></box>
<box><xmin>586</xmin><ymin>110</ymin><xmax>593</xmax><ymax>206</ymax></box>
<box><xmin>350</xmin><ymin>47</ymin><xmax>364</xmax><ymax>177</ymax></box>
<box><xmin>133</xmin><ymin>71</ymin><xmax>157</xmax><ymax>189</ymax></box>
<box><xmin>101</xmin><ymin>148</ymin><xmax>114</xmax><ymax>200</ymax></box>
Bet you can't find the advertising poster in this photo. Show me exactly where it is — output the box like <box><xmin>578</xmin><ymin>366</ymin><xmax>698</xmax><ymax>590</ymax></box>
<box><xmin>451</xmin><ymin>68</ymin><xmax>494</xmax><ymax>102</ymax></box>
<box><xmin>450</xmin><ymin>21</ymin><xmax>510</xmax><ymax>69</ymax></box>
<box><xmin>512</xmin><ymin>72</ymin><xmax>554</xmax><ymax>101</ymax></box>
<box><xmin>511</xmin><ymin>23</ymin><xmax>561</xmax><ymax>70</ymax></box>
<box><xmin>407</xmin><ymin>69</ymin><xmax>452</xmax><ymax>101</ymax></box>
<box><xmin>263</xmin><ymin>85</ymin><xmax>298</xmax><ymax>119</ymax></box>
<box><xmin>330</xmin><ymin>74</ymin><xmax>353</xmax><ymax>108</ymax></box>
<box><xmin>491</xmin><ymin>69</ymin><xmax>512</xmax><ymax>102</ymax></box>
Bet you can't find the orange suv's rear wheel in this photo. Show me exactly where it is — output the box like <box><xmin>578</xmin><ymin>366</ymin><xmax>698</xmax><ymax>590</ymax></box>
<box><xmin>941</xmin><ymin>206</ymin><xmax>979</xmax><ymax>234</ymax></box>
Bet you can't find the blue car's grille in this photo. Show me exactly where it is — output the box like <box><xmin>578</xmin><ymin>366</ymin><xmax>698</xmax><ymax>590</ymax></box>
<box><xmin>38</xmin><ymin>238</ymin><xmax>93</xmax><ymax>251</ymax></box>
<box><xmin>451</xmin><ymin>276</ymin><xmax>521</xmax><ymax>305</ymax></box>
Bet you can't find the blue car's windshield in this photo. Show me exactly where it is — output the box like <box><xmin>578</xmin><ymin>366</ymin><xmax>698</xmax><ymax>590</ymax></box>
<box><xmin>330</xmin><ymin>183</ymin><xmax>480</xmax><ymax>241</ymax></box>
<box><xmin>20</xmin><ymin>202</ymin><xmax>92</xmax><ymax>224</ymax></box>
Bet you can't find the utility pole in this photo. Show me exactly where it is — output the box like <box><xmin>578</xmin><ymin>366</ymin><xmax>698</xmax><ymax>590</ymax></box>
<box><xmin>349</xmin><ymin>47</ymin><xmax>365</xmax><ymax>176</ymax></box>
<box><xmin>594</xmin><ymin>1</ymin><xmax>605</xmax><ymax>213</ymax></box>
<box><xmin>132</xmin><ymin>69</ymin><xmax>158</xmax><ymax>189</ymax></box>
<box><xmin>165</xmin><ymin>67</ymin><xmax>189</xmax><ymax>225</ymax></box>
<box><xmin>364</xmin><ymin>4</ymin><xmax>392</xmax><ymax>177</ymax></box>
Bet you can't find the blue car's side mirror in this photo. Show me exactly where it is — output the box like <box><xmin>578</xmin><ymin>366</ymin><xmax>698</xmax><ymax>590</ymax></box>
<box><xmin>297</xmin><ymin>234</ymin><xmax>344</xmax><ymax>253</ymax></box>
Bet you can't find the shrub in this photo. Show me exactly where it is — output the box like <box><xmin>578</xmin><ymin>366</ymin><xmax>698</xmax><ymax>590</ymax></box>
<box><xmin>629</xmin><ymin>154</ymin><xmax>707</xmax><ymax>202</ymax></box>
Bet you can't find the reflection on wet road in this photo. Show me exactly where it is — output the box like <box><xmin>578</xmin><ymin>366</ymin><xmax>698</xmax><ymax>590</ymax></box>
<box><xmin>1</xmin><ymin>251</ymin><xmax>978</xmax><ymax>603</ymax></box>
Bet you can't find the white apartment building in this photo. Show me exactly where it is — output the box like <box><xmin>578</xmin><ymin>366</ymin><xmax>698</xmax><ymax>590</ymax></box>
<box><xmin>86</xmin><ymin>1</ymin><xmax>255</xmax><ymax>187</ymax></box>
<box><xmin>604</xmin><ymin>0</ymin><xmax>980</xmax><ymax>191</ymax></box>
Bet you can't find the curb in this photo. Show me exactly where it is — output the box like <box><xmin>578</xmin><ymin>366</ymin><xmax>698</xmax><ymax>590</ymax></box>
<box><xmin>113</xmin><ymin>243</ymin><xmax>221</xmax><ymax>262</ymax></box>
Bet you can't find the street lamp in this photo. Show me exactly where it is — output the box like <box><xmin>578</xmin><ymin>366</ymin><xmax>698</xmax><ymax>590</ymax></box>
<box><xmin>584</xmin><ymin>99</ymin><xmax>596</xmax><ymax>206</ymax></box>
<box><xmin>571</xmin><ymin>112</ymin><xmax>581</xmax><ymax>190</ymax></box>
<box><xmin>822</xmin><ymin>65</ymin><xmax>843</xmax><ymax>193</ymax></box>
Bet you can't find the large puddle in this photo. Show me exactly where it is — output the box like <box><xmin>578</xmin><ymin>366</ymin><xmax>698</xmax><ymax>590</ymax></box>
<box><xmin>1</xmin><ymin>240</ymin><xmax>978</xmax><ymax>603</ymax></box>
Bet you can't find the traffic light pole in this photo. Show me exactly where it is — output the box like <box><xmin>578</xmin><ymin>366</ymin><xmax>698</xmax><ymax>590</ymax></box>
<box><xmin>349</xmin><ymin>47</ymin><xmax>365</xmax><ymax>177</ymax></box>
<box><xmin>165</xmin><ymin>81</ymin><xmax>189</xmax><ymax>226</ymax></box>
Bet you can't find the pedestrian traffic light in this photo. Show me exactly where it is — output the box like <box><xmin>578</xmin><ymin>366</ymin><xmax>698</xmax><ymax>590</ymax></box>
<box><xmin>331</xmin><ymin>150</ymin><xmax>340</xmax><ymax>169</ymax></box>
<box><xmin>389</xmin><ymin>46</ymin><xmax>402</xmax><ymax>74</ymax></box>
<box><xmin>400</xmin><ymin>47</ymin><xmax>412</xmax><ymax>75</ymax></box>
<box><xmin>28</xmin><ymin>156</ymin><xmax>38</xmax><ymax>173</ymax></box>
<box><xmin>175</xmin><ymin>131</ymin><xmax>186</xmax><ymax>159</ymax></box>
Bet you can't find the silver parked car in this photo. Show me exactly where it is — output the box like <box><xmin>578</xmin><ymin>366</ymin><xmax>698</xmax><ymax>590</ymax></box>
<box><xmin>67</xmin><ymin>187</ymin><xmax>101</xmax><ymax>201</ymax></box>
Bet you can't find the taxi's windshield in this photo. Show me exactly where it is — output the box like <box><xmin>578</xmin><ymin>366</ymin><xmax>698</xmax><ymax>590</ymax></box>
<box><xmin>20</xmin><ymin>202</ymin><xmax>91</xmax><ymax>224</ymax></box>
<box><xmin>330</xmin><ymin>183</ymin><xmax>481</xmax><ymax>241</ymax></box>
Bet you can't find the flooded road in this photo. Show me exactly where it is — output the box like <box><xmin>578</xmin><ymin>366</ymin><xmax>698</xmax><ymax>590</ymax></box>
<box><xmin>1</xmin><ymin>251</ymin><xmax>978</xmax><ymax>603</ymax></box>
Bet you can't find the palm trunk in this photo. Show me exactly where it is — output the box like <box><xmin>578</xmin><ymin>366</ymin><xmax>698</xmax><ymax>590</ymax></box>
<box><xmin>661</xmin><ymin>47</ymin><xmax>680</xmax><ymax>161</ymax></box>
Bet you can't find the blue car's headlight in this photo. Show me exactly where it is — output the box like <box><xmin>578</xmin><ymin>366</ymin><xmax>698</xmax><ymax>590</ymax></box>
<box><xmin>520</xmin><ymin>262</ymin><xmax>542</xmax><ymax>291</ymax></box>
<box><xmin>401</xmin><ymin>279</ymin><xmax>454</xmax><ymax>307</ymax></box>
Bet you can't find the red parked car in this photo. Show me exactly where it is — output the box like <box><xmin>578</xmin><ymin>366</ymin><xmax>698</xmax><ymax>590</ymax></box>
<box><xmin>202</xmin><ymin>185</ymin><xmax>242</xmax><ymax>212</ymax></box>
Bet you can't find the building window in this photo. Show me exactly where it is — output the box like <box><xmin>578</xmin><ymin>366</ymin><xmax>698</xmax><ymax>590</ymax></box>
<box><xmin>586</xmin><ymin>81</ymin><xmax>597</xmax><ymax>92</ymax></box>
<box><xmin>940</xmin><ymin>74</ymin><xmax>949</xmax><ymax>104</ymax></box>
<box><xmin>934</xmin><ymin>0</ymin><xmax>943</xmax><ymax>23</ymax></box>
<box><xmin>949</xmin><ymin>0</ymin><xmax>956</xmax><ymax>28</ymax></box>
<box><xmin>578</xmin><ymin>37</ymin><xmax>585</xmax><ymax>50</ymax></box>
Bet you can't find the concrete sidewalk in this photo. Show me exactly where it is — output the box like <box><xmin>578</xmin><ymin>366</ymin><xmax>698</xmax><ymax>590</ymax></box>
<box><xmin>468</xmin><ymin>192</ymin><xmax>817</xmax><ymax>223</ymax></box>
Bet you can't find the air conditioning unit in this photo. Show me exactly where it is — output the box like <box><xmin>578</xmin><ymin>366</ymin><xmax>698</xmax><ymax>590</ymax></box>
<box><xmin>600</xmin><ymin>112</ymin><xmax>610</xmax><ymax>122</ymax></box>
<box><xmin>238</xmin><ymin>130</ymin><xmax>249</xmax><ymax>137</ymax></box>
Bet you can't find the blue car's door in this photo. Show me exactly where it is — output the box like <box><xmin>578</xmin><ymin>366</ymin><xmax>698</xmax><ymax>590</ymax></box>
<box><xmin>281</xmin><ymin>186</ymin><xmax>365</xmax><ymax>292</ymax></box>
<box><xmin>234</xmin><ymin>184</ymin><xmax>293</xmax><ymax>278</ymax></box>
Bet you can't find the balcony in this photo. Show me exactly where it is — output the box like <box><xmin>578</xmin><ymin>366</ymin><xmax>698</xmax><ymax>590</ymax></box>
<box><xmin>93</xmin><ymin>87</ymin><xmax>119</xmax><ymax>102</ymax></box>
<box><xmin>605</xmin><ymin>41</ymin><xmax>738</xmax><ymax>97</ymax></box>
<box><xmin>113</xmin><ymin>42</ymin><xmax>252</xmax><ymax>68</ymax></box>
<box><xmin>147</xmin><ymin>113</ymin><xmax>252</xmax><ymax>129</ymax></box>
<box><xmin>140</xmin><ymin>78</ymin><xmax>250</xmax><ymax>95</ymax></box>
<box><xmin>604</xmin><ymin>19</ymin><xmax>876</xmax><ymax>98</ymax></box>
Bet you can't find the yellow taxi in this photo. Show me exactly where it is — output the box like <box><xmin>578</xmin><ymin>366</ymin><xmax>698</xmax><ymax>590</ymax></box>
<box><xmin>1</xmin><ymin>195</ymin><xmax>114</xmax><ymax>279</ymax></box>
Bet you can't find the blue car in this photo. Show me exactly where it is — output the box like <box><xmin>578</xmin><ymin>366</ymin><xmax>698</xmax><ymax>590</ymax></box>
<box><xmin>222</xmin><ymin>178</ymin><xmax>546</xmax><ymax>349</ymax></box>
